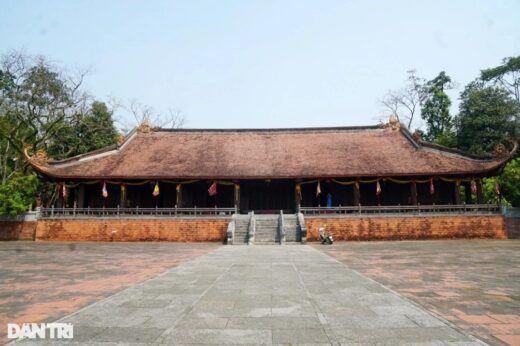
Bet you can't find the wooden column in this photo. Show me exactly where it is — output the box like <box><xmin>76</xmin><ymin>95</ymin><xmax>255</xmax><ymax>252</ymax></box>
<box><xmin>295</xmin><ymin>183</ymin><xmax>302</xmax><ymax>209</ymax></box>
<box><xmin>234</xmin><ymin>183</ymin><xmax>240</xmax><ymax>211</ymax></box>
<box><xmin>176</xmin><ymin>184</ymin><xmax>182</xmax><ymax>207</ymax></box>
<box><xmin>410</xmin><ymin>181</ymin><xmax>418</xmax><ymax>205</ymax></box>
<box><xmin>56</xmin><ymin>183</ymin><xmax>63</xmax><ymax>208</ymax></box>
<box><xmin>463</xmin><ymin>182</ymin><xmax>472</xmax><ymax>204</ymax></box>
<box><xmin>454</xmin><ymin>181</ymin><xmax>461</xmax><ymax>205</ymax></box>
<box><xmin>353</xmin><ymin>181</ymin><xmax>360</xmax><ymax>206</ymax></box>
<box><xmin>476</xmin><ymin>179</ymin><xmax>484</xmax><ymax>204</ymax></box>
<box><xmin>119</xmin><ymin>185</ymin><xmax>126</xmax><ymax>208</ymax></box>
<box><xmin>77</xmin><ymin>184</ymin><xmax>85</xmax><ymax>208</ymax></box>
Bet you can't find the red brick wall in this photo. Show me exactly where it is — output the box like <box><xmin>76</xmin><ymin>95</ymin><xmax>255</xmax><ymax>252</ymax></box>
<box><xmin>0</xmin><ymin>221</ymin><xmax>36</xmax><ymax>240</ymax></box>
<box><xmin>35</xmin><ymin>218</ymin><xmax>229</xmax><ymax>242</ymax></box>
<box><xmin>505</xmin><ymin>217</ymin><xmax>520</xmax><ymax>239</ymax></box>
<box><xmin>305</xmin><ymin>215</ymin><xmax>507</xmax><ymax>241</ymax></box>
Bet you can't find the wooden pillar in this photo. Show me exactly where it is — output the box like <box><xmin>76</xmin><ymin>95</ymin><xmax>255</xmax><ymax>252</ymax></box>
<box><xmin>77</xmin><ymin>184</ymin><xmax>85</xmax><ymax>208</ymax></box>
<box><xmin>176</xmin><ymin>184</ymin><xmax>182</xmax><ymax>207</ymax></box>
<box><xmin>476</xmin><ymin>179</ymin><xmax>484</xmax><ymax>204</ymax></box>
<box><xmin>410</xmin><ymin>181</ymin><xmax>418</xmax><ymax>205</ymax></box>
<box><xmin>354</xmin><ymin>181</ymin><xmax>360</xmax><ymax>206</ymax></box>
<box><xmin>234</xmin><ymin>183</ymin><xmax>240</xmax><ymax>211</ymax></box>
<box><xmin>119</xmin><ymin>184</ymin><xmax>126</xmax><ymax>208</ymax></box>
<box><xmin>295</xmin><ymin>183</ymin><xmax>302</xmax><ymax>209</ymax></box>
<box><xmin>463</xmin><ymin>182</ymin><xmax>472</xmax><ymax>204</ymax></box>
<box><xmin>56</xmin><ymin>183</ymin><xmax>63</xmax><ymax>208</ymax></box>
<box><xmin>454</xmin><ymin>181</ymin><xmax>461</xmax><ymax>205</ymax></box>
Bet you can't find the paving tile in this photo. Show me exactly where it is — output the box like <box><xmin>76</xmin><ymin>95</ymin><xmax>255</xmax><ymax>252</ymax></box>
<box><xmin>8</xmin><ymin>245</ymin><xmax>482</xmax><ymax>345</ymax></box>
<box><xmin>91</xmin><ymin>326</ymin><xmax>165</xmax><ymax>343</ymax></box>
<box><xmin>318</xmin><ymin>240</ymin><xmax>520</xmax><ymax>346</ymax></box>
<box><xmin>272</xmin><ymin>328</ymin><xmax>330</xmax><ymax>344</ymax></box>
<box><xmin>158</xmin><ymin>328</ymin><xmax>273</xmax><ymax>345</ymax></box>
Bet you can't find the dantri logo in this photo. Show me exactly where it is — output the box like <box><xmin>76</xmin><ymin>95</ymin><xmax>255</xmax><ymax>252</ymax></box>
<box><xmin>7</xmin><ymin>323</ymin><xmax>73</xmax><ymax>340</ymax></box>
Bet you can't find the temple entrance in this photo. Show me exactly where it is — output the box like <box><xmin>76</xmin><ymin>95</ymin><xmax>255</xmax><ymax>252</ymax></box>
<box><xmin>240</xmin><ymin>180</ymin><xmax>295</xmax><ymax>213</ymax></box>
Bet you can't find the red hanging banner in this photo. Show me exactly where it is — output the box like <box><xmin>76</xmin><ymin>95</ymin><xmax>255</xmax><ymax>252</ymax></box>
<box><xmin>102</xmin><ymin>181</ymin><xmax>108</xmax><ymax>198</ymax></box>
<box><xmin>152</xmin><ymin>181</ymin><xmax>160</xmax><ymax>196</ymax></box>
<box><xmin>471</xmin><ymin>180</ymin><xmax>477</xmax><ymax>194</ymax></box>
<box><xmin>208</xmin><ymin>181</ymin><xmax>217</xmax><ymax>196</ymax></box>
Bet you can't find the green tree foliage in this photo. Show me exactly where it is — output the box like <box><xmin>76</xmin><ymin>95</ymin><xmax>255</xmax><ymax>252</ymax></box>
<box><xmin>421</xmin><ymin>72</ymin><xmax>455</xmax><ymax>144</ymax></box>
<box><xmin>481</xmin><ymin>56</ymin><xmax>520</xmax><ymax>102</ymax></box>
<box><xmin>0</xmin><ymin>51</ymin><xmax>120</xmax><ymax>214</ymax></box>
<box><xmin>461</xmin><ymin>56</ymin><xmax>520</xmax><ymax>206</ymax></box>
<box><xmin>47</xmin><ymin>101</ymin><xmax>119</xmax><ymax>160</ymax></box>
<box><xmin>0</xmin><ymin>174</ymin><xmax>40</xmax><ymax>215</ymax></box>
<box><xmin>483</xmin><ymin>158</ymin><xmax>520</xmax><ymax>207</ymax></box>
<box><xmin>456</xmin><ymin>82</ymin><xmax>519</xmax><ymax>155</ymax></box>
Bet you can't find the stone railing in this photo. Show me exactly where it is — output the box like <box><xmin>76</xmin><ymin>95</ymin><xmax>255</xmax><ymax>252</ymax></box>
<box><xmin>297</xmin><ymin>212</ymin><xmax>307</xmax><ymax>244</ymax></box>
<box><xmin>278</xmin><ymin>210</ymin><xmax>286</xmax><ymax>244</ymax></box>
<box><xmin>226</xmin><ymin>214</ymin><xmax>236</xmax><ymax>244</ymax></box>
<box><xmin>0</xmin><ymin>211</ymin><xmax>38</xmax><ymax>222</ymax></box>
<box><xmin>247</xmin><ymin>211</ymin><xmax>255</xmax><ymax>245</ymax></box>
<box><xmin>299</xmin><ymin>204</ymin><xmax>500</xmax><ymax>216</ymax></box>
<box><xmin>39</xmin><ymin>206</ymin><xmax>236</xmax><ymax>219</ymax></box>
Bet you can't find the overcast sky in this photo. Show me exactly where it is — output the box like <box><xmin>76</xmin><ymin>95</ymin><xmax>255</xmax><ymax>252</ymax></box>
<box><xmin>1</xmin><ymin>0</ymin><xmax>519</xmax><ymax>129</ymax></box>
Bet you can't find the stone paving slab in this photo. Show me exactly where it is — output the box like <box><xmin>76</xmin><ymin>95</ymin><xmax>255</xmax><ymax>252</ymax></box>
<box><xmin>0</xmin><ymin>242</ymin><xmax>220</xmax><ymax>344</ymax></box>
<box><xmin>317</xmin><ymin>240</ymin><xmax>520</xmax><ymax>346</ymax></box>
<box><xmin>13</xmin><ymin>245</ymin><xmax>481</xmax><ymax>345</ymax></box>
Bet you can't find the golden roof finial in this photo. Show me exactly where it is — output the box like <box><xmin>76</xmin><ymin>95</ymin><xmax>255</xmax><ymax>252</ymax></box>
<box><xmin>23</xmin><ymin>144</ymin><xmax>48</xmax><ymax>166</ymax></box>
<box><xmin>137</xmin><ymin>116</ymin><xmax>151</xmax><ymax>133</ymax></box>
<box><xmin>386</xmin><ymin>114</ymin><xmax>401</xmax><ymax>131</ymax></box>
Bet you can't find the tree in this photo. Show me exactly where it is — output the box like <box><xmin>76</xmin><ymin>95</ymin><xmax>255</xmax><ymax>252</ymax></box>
<box><xmin>47</xmin><ymin>101</ymin><xmax>119</xmax><ymax>160</ymax></box>
<box><xmin>481</xmin><ymin>56</ymin><xmax>520</xmax><ymax>102</ymax></box>
<box><xmin>0</xmin><ymin>174</ymin><xmax>39</xmax><ymax>215</ymax></box>
<box><xmin>379</xmin><ymin>70</ymin><xmax>426</xmax><ymax>129</ymax></box>
<box><xmin>483</xmin><ymin>158</ymin><xmax>520</xmax><ymax>207</ymax></box>
<box><xmin>0</xmin><ymin>51</ymin><xmax>89</xmax><ymax>172</ymax></box>
<box><xmin>456</xmin><ymin>82</ymin><xmax>519</xmax><ymax>155</ymax></box>
<box><xmin>117</xmin><ymin>100</ymin><xmax>185</xmax><ymax>133</ymax></box>
<box><xmin>421</xmin><ymin>71</ymin><xmax>455</xmax><ymax>144</ymax></box>
<box><xmin>0</xmin><ymin>51</ymin><xmax>122</xmax><ymax>213</ymax></box>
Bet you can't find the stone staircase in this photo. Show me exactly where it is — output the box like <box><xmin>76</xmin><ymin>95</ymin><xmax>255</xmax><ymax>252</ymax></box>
<box><xmin>229</xmin><ymin>212</ymin><xmax>306</xmax><ymax>245</ymax></box>
<box><xmin>232</xmin><ymin>215</ymin><xmax>250</xmax><ymax>245</ymax></box>
<box><xmin>283</xmin><ymin>214</ymin><xmax>301</xmax><ymax>243</ymax></box>
<box><xmin>254</xmin><ymin>215</ymin><xmax>280</xmax><ymax>244</ymax></box>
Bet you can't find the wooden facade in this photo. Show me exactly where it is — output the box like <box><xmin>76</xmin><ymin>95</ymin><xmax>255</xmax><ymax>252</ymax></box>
<box><xmin>26</xmin><ymin>118</ymin><xmax>515</xmax><ymax>214</ymax></box>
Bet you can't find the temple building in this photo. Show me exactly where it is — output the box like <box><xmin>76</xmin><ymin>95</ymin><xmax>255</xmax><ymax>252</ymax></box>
<box><xmin>26</xmin><ymin>116</ymin><xmax>515</xmax><ymax>214</ymax></box>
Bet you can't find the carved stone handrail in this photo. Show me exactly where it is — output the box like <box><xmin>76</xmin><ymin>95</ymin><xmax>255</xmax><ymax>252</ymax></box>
<box><xmin>299</xmin><ymin>204</ymin><xmax>500</xmax><ymax>216</ymax></box>
<box><xmin>226</xmin><ymin>214</ymin><xmax>236</xmax><ymax>245</ymax></box>
<box><xmin>247</xmin><ymin>211</ymin><xmax>255</xmax><ymax>245</ymax></box>
<box><xmin>39</xmin><ymin>206</ymin><xmax>236</xmax><ymax>219</ymax></box>
<box><xmin>278</xmin><ymin>210</ymin><xmax>286</xmax><ymax>244</ymax></box>
<box><xmin>297</xmin><ymin>212</ymin><xmax>307</xmax><ymax>244</ymax></box>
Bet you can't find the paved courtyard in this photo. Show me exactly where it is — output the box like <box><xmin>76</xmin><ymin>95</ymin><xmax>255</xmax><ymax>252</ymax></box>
<box><xmin>318</xmin><ymin>240</ymin><xmax>520</xmax><ymax>346</ymax></box>
<box><xmin>0</xmin><ymin>242</ymin><xmax>220</xmax><ymax>344</ymax></box>
<box><xmin>11</xmin><ymin>245</ymin><xmax>480</xmax><ymax>345</ymax></box>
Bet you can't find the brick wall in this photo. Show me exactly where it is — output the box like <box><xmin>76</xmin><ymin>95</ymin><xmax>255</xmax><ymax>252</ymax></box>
<box><xmin>305</xmin><ymin>215</ymin><xmax>507</xmax><ymax>241</ymax></box>
<box><xmin>35</xmin><ymin>218</ymin><xmax>230</xmax><ymax>242</ymax></box>
<box><xmin>505</xmin><ymin>217</ymin><xmax>520</xmax><ymax>239</ymax></box>
<box><xmin>0</xmin><ymin>221</ymin><xmax>36</xmax><ymax>240</ymax></box>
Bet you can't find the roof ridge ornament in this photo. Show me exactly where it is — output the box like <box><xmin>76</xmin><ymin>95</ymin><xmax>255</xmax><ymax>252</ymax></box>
<box><xmin>117</xmin><ymin>134</ymin><xmax>126</xmax><ymax>145</ymax></box>
<box><xmin>137</xmin><ymin>117</ymin><xmax>152</xmax><ymax>133</ymax></box>
<box><xmin>492</xmin><ymin>143</ymin><xmax>509</xmax><ymax>158</ymax></box>
<box><xmin>493</xmin><ymin>139</ymin><xmax>518</xmax><ymax>159</ymax></box>
<box><xmin>385</xmin><ymin>114</ymin><xmax>401</xmax><ymax>131</ymax></box>
<box><xmin>23</xmin><ymin>144</ymin><xmax>48</xmax><ymax>166</ymax></box>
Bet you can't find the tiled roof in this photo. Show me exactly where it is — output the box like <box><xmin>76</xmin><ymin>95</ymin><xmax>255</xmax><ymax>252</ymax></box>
<box><xmin>28</xmin><ymin>126</ymin><xmax>509</xmax><ymax>180</ymax></box>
